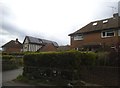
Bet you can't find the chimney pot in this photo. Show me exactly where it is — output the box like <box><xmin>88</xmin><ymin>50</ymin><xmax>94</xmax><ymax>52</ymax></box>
<box><xmin>113</xmin><ymin>13</ymin><xmax>119</xmax><ymax>18</ymax></box>
<box><xmin>16</xmin><ymin>38</ymin><xmax>18</xmax><ymax>41</ymax></box>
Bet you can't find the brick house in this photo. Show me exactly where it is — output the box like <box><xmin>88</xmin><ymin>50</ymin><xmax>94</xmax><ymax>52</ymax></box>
<box><xmin>69</xmin><ymin>13</ymin><xmax>120</xmax><ymax>51</ymax></box>
<box><xmin>23</xmin><ymin>36</ymin><xmax>58</xmax><ymax>52</ymax></box>
<box><xmin>2</xmin><ymin>38</ymin><xmax>23</xmax><ymax>53</ymax></box>
<box><xmin>57</xmin><ymin>45</ymin><xmax>70</xmax><ymax>51</ymax></box>
<box><xmin>38</xmin><ymin>43</ymin><xmax>57</xmax><ymax>52</ymax></box>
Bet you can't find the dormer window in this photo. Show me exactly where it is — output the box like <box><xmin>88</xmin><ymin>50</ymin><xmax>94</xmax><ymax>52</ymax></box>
<box><xmin>103</xmin><ymin>20</ymin><xmax>108</xmax><ymax>23</ymax></box>
<box><xmin>74</xmin><ymin>34</ymin><xmax>83</xmax><ymax>40</ymax></box>
<box><xmin>93</xmin><ymin>22</ymin><xmax>97</xmax><ymax>26</ymax></box>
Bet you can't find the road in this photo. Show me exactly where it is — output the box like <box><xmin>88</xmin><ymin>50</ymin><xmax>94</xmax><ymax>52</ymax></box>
<box><xmin>2</xmin><ymin>67</ymin><xmax>35</xmax><ymax>87</ymax></box>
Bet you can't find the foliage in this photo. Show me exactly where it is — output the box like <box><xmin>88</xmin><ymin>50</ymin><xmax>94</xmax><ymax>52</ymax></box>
<box><xmin>2</xmin><ymin>55</ymin><xmax>23</xmax><ymax>71</ymax></box>
<box><xmin>23</xmin><ymin>51</ymin><xmax>97</xmax><ymax>81</ymax></box>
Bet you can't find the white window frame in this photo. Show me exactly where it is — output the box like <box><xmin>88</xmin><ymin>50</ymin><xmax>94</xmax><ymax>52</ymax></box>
<box><xmin>101</xmin><ymin>30</ymin><xmax>115</xmax><ymax>38</ymax></box>
<box><xmin>74</xmin><ymin>34</ymin><xmax>83</xmax><ymax>40</ymax></box>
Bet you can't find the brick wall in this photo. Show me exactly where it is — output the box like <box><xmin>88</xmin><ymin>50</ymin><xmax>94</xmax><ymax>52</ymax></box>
<box><xmin>71</xmin><ymin>30</ymin><xmax>119</xmax><ymax>49</ymax></box>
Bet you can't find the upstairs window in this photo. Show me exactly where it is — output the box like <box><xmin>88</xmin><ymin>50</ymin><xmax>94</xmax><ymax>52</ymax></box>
<box><xmin>74</xmin><ymin>34</ymin><xmax>83</xmax><ymax>40</ymax></box>
<box><xmin>93</xmin><ymin>22</ymin><xmax>97</xmax><ymax>26</ymax></box>
<box><xmin>101</xmin><ymin>31</ymin><xmax>115</xmax><ymax>38</ymax></box>
<box><xmin>103</xmin><ymin>20</ymin><xmax>108</xmax><ymax>24</ymax></box>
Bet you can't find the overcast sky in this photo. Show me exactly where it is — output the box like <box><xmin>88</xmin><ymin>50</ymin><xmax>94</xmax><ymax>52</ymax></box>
<box><xmin>0</xmin><ymin>0</ymin><xmax>120</xmax><ymax>48</ymax></box>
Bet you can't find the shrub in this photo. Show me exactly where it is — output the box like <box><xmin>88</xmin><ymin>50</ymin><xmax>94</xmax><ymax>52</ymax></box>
<box><xmin>2</xmin><ymin>55</ymin><xmax>21</xmax><ymax>71</ymax></box>
<box><xmin>23</xmin><ymin>51</ymin><xmax>97</xmax><ymax>81</ymax></box>
<box><xmin>80</xmin><ymin>52</ymin><xmax>97</xmax><ymax>66</ymax></box>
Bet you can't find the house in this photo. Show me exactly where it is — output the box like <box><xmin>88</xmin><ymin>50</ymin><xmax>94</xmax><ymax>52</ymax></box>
<box><xmin>38</xmin><ymin>43</ymin><xmax>57</xmax><ymax>52</ymax></box>
<box><xmin>23</xmin><ymin>36</ymin><xmax>58</xmax><ymax>52</ymax></box>
<box><xmin>57</xmin><ymin>45</ymin><xmax>71</xmax><ymax>51</ymax></box>
<box><xmin>68</xmin><ymin>13</ymin><xmax>120</xmax><ymax>51</ymax></box>
<box><xmin>2</xmin><ymin>38</ymin><xmax>23</xmax><ymax>53</ymax></box>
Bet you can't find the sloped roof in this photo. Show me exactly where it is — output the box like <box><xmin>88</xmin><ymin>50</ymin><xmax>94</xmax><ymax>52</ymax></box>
<box><xmin>24</xmin><ymin>36</ymin><xmax>58</xmax><ymax>47</ymax></box>
<box><xmin>2</xmin><ymin>40</ymin><xmax>22</xmax><ymax>48</ymax></box>
<box><xmin>38</xmin><ymin>43</ymin><xmax>57</xmax><ymax>52</ymax></box>
<box><xmin>69</xmin><ymin>13</ymin><xmax>120</xmax><ymax>36</ymax></box>
<box><xmin>57</xmin><ymin>45</ymin><xmax>70</xmax><ymax>51</ymax></box>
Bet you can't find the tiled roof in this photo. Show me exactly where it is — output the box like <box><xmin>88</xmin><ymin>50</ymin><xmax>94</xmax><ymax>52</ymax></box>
<box><xmin>2</xmin><ymin>40</ymin><xmax>22</xmax><ymax>48</ymax></box>
<box><xmin>69</xmin><ymin>13</ymin><xmax>120</xmax><ymax>36</ymax></box>
<box><xmin>25</xmin><ymin>36</ymin><xmax>58</xmax><ymax>47</ymax></box>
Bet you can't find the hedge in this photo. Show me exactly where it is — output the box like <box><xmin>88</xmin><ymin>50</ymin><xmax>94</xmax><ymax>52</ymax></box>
<box><xmin>2</xmin><ymin>55</ymin><xmax>23</xmax><ymax>71</ymax></box>
<box><xmin>23</xmin><ymin>51</ymin><xmax>97</xmax><ymax>81</ymax></box>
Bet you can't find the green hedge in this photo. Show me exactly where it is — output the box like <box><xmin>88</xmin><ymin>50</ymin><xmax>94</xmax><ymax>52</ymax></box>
<box><xmin>23</xmin><ymin>51</ymin><xmax>97</xmax><ymax>80</ymax></box>
<box><xmin>24</xmin><ymin>51</ymin><xmax>98</xmax><ymax>67</ymax></box>
<box><xmin>2</xmin><ymin>55</ymin><xmax>23</xmax><ymax>71</ymax></box>
<box><xmin>2</xmin><ymin>55</ymin><xmax>17</xmax><ymax>71</ymax></box>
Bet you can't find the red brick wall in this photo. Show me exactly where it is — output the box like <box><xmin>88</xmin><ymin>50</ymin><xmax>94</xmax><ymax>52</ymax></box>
<box><xmin>40</xmin><ymin>43</ymin><xmax>57</xmax><ymax>52</ymax></box>
<box><xmin>4</xmin><ymin>47</ymin><xmax>22</xmax><ymax>53</ymax></box>
<box><xmin>71</xmin><ymin>30</ymin><xmax>119</xmax><ymax>49</ymax></box>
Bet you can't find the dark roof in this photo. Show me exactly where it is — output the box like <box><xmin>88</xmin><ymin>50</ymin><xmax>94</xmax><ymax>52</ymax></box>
<box><xmin>69</xmin><ymin>13</ymin><xmax>120</xmax><ymax>36</ymax></box>
<box><xmin>2</xmin><ymin>40</ymin><xmax>22</xmax><ymax>48</ymax></box>
<box><xmin>24</xmin><ymin>36</ymin><xmax>58</xmax><ymax>47</ymax></box>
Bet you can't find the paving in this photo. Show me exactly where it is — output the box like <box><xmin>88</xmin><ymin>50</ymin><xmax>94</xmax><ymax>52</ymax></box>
<box><xmin>2</xmin><ymin>67</ymin><xmax>23</xmax><ymax>83</ymax></box>
<box><xmin>1</xmin><ymin>67</ymin><xmax>33</xmax><ymax>87</ymax></box>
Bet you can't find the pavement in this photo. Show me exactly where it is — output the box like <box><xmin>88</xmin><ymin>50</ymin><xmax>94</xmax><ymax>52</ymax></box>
<box><xmin>2</xmin><ymin>67</ymin><xmax>34</xmax><ymax>87</ymax></box>
<box><xmin>2</xmin><ymin>67</ymin><xmax>23</xmax><ymax>83</ymax></box>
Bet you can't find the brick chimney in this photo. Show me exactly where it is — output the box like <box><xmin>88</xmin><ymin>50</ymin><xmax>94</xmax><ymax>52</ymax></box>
<box><xmin>15</xmin><ymin>38</ymin><xmax>18</xmax><ymax>44</ymax></box>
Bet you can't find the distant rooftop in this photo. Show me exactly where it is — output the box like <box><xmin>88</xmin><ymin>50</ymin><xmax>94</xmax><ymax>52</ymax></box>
<box><xmin>24</xmin><ymin>36</ymin><xmax>58</xmax><ymax>47</ymax></box>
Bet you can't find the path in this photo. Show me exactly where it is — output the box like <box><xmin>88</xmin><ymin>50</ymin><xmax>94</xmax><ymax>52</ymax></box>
<box><xmin>2</xmin><ymin>67</ymin><xmax>23</xmax><ymax>83</ymax></box>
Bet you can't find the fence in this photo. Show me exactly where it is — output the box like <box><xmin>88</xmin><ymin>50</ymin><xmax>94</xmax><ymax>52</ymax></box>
<box><xmin>80</xmin><ymin>66</ymin><xmax>120</xmax><ymax>86</ymax></box>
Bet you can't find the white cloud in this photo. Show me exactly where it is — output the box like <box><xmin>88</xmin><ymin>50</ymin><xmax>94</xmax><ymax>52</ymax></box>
<box><xmin>1</xmin><ymin>0</ymin><xmax>119</xmax><ymax>47</ymax></box>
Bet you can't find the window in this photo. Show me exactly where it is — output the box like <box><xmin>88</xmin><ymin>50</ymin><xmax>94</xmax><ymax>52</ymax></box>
<box><xmin>74</xmin><ymin>34</ymin><xmax>83</xmax><ymax>40</ymax></box>
<box><xmin>93</xmin><ymin>22</ymin><xmax>97</xmax><ymax>26</ymax></box>
<box><xmin>101</xmin><ymin>31</ymin><xmax>115</xmax><ymax>38</ymax></box>
<box><xmin>103</xmin><ymin>20</ymin><xmax>108</xmax><ymax>23</ymax></box>
<box><xmin>107</xmin><ymin>31</ymin><xmax>114</xmax><ymax>36</ymax></box>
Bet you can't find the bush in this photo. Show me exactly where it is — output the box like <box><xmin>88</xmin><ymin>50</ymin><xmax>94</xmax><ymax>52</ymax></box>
<box><xmin>80</xmin><ymin>52</ymin><xmax>97</xmax><ymax>66</ymax></box>
<box><xmin>2</xmin><ymin>55</ymin><xmax>21</xmax><ymax>71</ymax></box>
<box><xmin>23</xmin><ymin>51</ymin><xmax>97</xmax><ymax>81</ymax></box>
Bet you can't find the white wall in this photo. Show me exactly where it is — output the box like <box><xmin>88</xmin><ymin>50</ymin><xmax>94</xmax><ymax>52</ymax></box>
<box><xmin>23</xmin><ymin>37</ymin><xmax>42</xmax><ymax>52</ymax></box>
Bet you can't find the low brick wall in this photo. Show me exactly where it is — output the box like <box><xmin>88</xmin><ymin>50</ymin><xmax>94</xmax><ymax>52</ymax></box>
<box><xmin>80</xmin><ymin>66</ymin><xmax>120</xmax><ymax>86</ymax></box>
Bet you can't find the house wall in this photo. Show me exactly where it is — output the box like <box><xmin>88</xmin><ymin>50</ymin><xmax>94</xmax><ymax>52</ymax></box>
<box><xmin>23</xmin><ymin>38</ymin><xmax>42</xmax><ymax>52</ymax></box>
<box><xmin>28</xmin><ymin>44</ymin><xmax>42</xmax><ymax>52</ymax></box>
<box><xmin>40</xmin><ymin>43</ymin><xmax>57</xmax><ymax>52</ymax></box>
<box><xmin>70</xmin><ymin>29</ymin><xmax>120</xmax><ymax>49</ymax></box>
<box><xmin>3</xmin><ymin>47</ymin><xmax>22</xmax><ymax>53</ymax></box>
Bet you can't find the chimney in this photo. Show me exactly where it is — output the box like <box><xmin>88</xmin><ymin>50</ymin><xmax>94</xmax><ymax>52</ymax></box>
<box><xmin>113</xmin><ymin>13</ymin><xmax>119</xmax><ymax>18</ymax></box>
<box><xmin>16</xmin><ymin>38</ymin><xmax>18</xmax><ymax>42</ymax></box>
<box><xmin>15</xmin><ymin>38</ymin><xmax>19</xmax><ymax>44</ymax></box>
